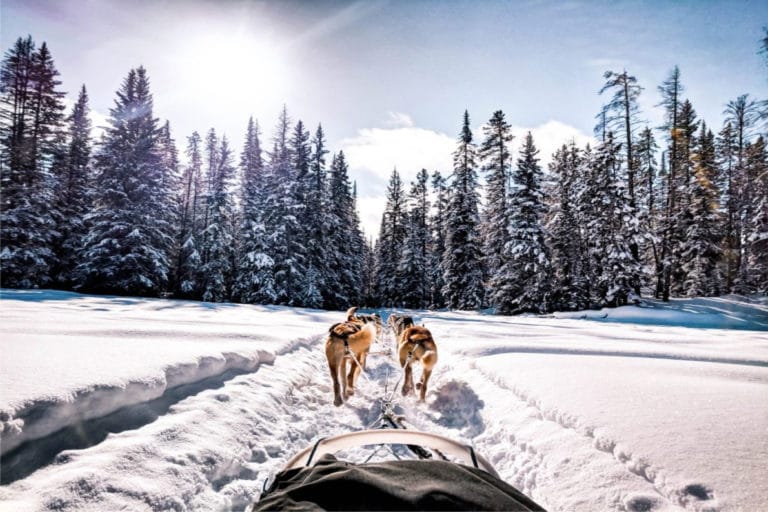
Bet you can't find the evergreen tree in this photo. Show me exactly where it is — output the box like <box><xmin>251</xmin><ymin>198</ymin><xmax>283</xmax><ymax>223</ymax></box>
<box><xmin>479</xmin><ymin>110</ymin><xmax>513</xmax><ymax>288</ymax></box>
<box><xmin>326</xmin><ymin>152</ymin><xmax>365</xmax><ymax>308</ymax></box>
<box><xmin>428</xmin><ymin>170</ymin><xmax>449</xmax><ymax>308</ymax></box>
<box><xmin>634</xmin><ymin>126</ymin><xmax>660</xmax><ymax>292</ymax></box>
<box><xmin>681</xmin><ymin>123</ymin><xmax>722</xmax><ymax>296</ymax></box>
<box><xmin>201</xmin><ymin>134</ymin><xmax>235</xmax><ymax>302</ymax></box>
<box><xmin>575</xmin><ymin>144</ymin><xmax>598</xmax><ymax>304</ymax></box>
<box><xmin>635</xmin><ymin>126</ymin><xmax>660</xmax><ymax>218</ymax></box>
<box><xmin>374</xmin><ymin>168</ymin><xmax>407</xmax><ymax>306</ymax></box>
<box><xmin>546</xmin><ymin>142</ymin><xmax>589</xmax><ymax>310</ymax></box>
<box><xmin>234</xmin><ymin>117</ymin><xmax>276</xmax><ymax>304</ymax></box>
<box><xmin>670</xmin><ymin>100</ymin><xmax>700</xmax><ymax>295</ymax></box>
<box><xmin>362</xmin><ymin>237</ymin><xmax>377</xmax><ymax>306</ymax></box>
<box><xmin>656</xmin><ymin>66</ymin><xmax>684</xmax><ymax>300</ymax></box>
<box><xmin>77</xmin><ymin>67</ymin><xmax>173</xmax><ymax>295</ymax></box>
<box><xmin>740</xmin><ymin>136</ymin><xmax>768</xmax><ymax>292</ymax></box>
<box><xmin>157</xmin><ymin>120</ymin><xmax>181</xmax><ymax>291</ymax></box>
<box><xmin>717</xmin><ymin>122</ymin><xmax>740</xmax><ymax>292</ymax></box>
<box><xmin>307</xmin><ymin>124</ymin><xmax>329</xmax><ymax>306</ymax></box>
<box><xmin>289</xmin><ymin>119</ymin><xmax>318</xmax><ymax>306</ymax></box>
<box><xmin>598</xmin><ymin>69</ymin><xmax>643</xmax><ymax>207</ymax></box>
<box><xmin>0</xmin><ymin>37</ymin><xmax>65</xmax><ymax>288</ymax></box>
<box><xmin>261</xmin><ymin>106</ymin><xmax>306</xmax><ymax>305</ymax></box>
<box><xmin>51</xmin><ymin>84</ymin><xmax>91</xmax><ymax>287</ymax></box>
<box><xmin>585</xmin><ymin>133</ymin><xmax>643</xmax><ymax>307</ymax></box>
<box><xmin>397</xmin><ymin>169</ymin><xmax>430</xmax><ymax>308</ymax></box>
<box><xmin>494</xmin><ymin>132</ymin><xmax>551</xmax><ymax>313</ymax></box>
<box><xmin>723</xmin><ymin>95</ymin><xmax>761</xmax><ymax>293</ymax></box>
<box><xmin>442</xmin><ymin>111</ymin><xmax>485</xmax><ymax>310</ymax></box>
<box><xmin>176</xmin><ymin>131</ymin><xmax>204</xmax><ymax>297</ymax></box>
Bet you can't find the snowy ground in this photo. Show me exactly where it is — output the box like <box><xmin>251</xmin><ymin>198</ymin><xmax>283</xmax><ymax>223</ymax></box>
<box><xmin>1</xmin><ymin>290</ymin><xmax>766</xmax><ymax>512</ymax></box>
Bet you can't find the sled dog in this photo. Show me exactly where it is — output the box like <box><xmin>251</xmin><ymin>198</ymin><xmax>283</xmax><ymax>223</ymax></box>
<box><xmin>354</xmin><ymin>311</ymin><xmax>383</xmax><ymax>338</ymax></box>
<box><xmin>387</xmin><ymin>314</ymin><xmax>414</xmax><ymax>339</ymax></box>
<box><xmin>325</xmin><ymin>308</ymin><xmax>377</xmax><ymax>406</ymax></box>
<box><xmin>398</xmin><ymin>325</ymin><xmax>438</xmax><ymax>402</ymax></box>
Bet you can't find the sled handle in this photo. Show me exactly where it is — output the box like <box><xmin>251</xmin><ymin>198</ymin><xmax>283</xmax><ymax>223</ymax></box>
<box><xmin>283</xmin><ymin>429</ymin><xmax>499</xmax><ymax>477</ymax></box>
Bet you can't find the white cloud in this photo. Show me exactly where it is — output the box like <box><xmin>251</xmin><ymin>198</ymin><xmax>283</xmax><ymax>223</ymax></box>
<box><xmin>356</xmin><ymin>195</ymin><xmax>387</xmax><ymax>241</ymax></box>
<box><xmin>384</xmin><ymin>111</ymin><xmax>414</xmax><ymax>128</ymax></box>
<box><xmin>342</xmin><ymin>125</ymin><xmax>455</xmax><ymax>184</ymax></box>
<box><xmin>344</xmin><ymin>117</ymin><xmax>593</xmax><ymax>239</ymax></box>
<box><xmin>62</xmin><ymin>95</ymin><xmax>109</xmax><ymax>140</ymax></box>
<box><xmin>511</xmin><ymin>120</ymin><xmax>595</xmax><ymax>169</ymax></box>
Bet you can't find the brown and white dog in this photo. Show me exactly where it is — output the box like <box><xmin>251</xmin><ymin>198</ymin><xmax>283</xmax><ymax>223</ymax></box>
<box><xmin>355</xmin><ymin>311</ymin><xmax>383</xmax><ymax>339</ymax></box>
<box><xmin>325</xmin><ymin>307</ymin><xmax>376</xmax><ymax>406</ymax></box>
<box><xmin>397</xmin><ymin>325</ymin><xmax>438</xmax><ymax>402</ymax></box>
<box><xmin>387</xmin><ymin>314</ymin><xmax>414</xmax><ymax>339</ymax></box>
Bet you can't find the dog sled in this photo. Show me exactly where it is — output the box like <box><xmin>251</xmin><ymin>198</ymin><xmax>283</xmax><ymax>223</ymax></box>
<box><xmin>249</xmin><ymin>391</ymin><xmax>544</xmax><ymax>511</ymax></box>
<box><xmin>249</xmin><ymin>428</ymin><xmax>543</xmax><ymax>511</ymax></box>
<box><xmin>249</xmin><ymin>308</ymin><xmax>544</xmax><ymax>510</ymax></box>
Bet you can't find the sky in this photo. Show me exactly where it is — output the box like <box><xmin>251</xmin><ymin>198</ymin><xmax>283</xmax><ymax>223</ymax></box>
<box><xmin>1</xmin><ymin>289</ymin><xmax>766</xmax><ymax>510</ymax></box>
<box><xmin>3</xmin><ymin>0</ymin><xmax>767</xmax><ymax>237</ymax></box>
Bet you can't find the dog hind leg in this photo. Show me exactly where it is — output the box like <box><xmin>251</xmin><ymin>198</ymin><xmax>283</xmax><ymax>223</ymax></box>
<box><xmin>327</xmin><ymin>357</ymin><xmax>343</xmax><ymax>407</ymax></box>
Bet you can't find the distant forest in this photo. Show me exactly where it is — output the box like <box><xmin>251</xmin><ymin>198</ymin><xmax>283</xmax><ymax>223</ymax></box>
<box><xmin>1</xmin><ymin>34</ymin><xmax>766</xmax><ymax>313</ymax></box>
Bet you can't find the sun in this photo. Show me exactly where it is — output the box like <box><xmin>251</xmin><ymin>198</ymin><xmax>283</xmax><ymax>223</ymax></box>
<box><xmin>179</xmin><ymin>31</ymin><xmax>287</xmax><ymax>108</ymax></box>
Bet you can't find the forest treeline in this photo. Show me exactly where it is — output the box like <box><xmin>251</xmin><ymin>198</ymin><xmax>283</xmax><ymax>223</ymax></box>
<box><xmin>1</xmin><ymin>34</ymin><xmax>766</xmax><ymax>313</ymax></box>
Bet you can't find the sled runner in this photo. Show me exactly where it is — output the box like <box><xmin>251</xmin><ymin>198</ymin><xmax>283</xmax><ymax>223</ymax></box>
<box><xmin>249</xmin><ymin>428</ymin><xmax>544</xmax><ymax>511</ymax></box>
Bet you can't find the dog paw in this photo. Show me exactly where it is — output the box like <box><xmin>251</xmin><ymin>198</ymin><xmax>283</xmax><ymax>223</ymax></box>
<box><xmin>334</xmin><ymin>396</ymin><xmax>343</xmax><ymax>406</ymax></box>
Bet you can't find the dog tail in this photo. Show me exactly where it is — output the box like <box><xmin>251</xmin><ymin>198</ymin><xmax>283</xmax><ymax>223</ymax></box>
<box><xmin>345</xmin><ymin>306</ymin><xmax>358</xmax><ymax>322</ymax></box>
<box><xmin>329</xmin><ymin>321</ymin><xmax>361</xmax><ymax>338</ymax></box>
<box><xmin>351</xmin><ymin>322</ymin><xmax>376</xmax><ymax>342</ymax></box>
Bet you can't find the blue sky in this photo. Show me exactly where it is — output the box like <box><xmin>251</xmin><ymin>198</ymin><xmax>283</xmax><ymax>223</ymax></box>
<box><xmin>3</xmin><ymin>0</ymin><xmax>767</xmax><ymax>236</ymax></box>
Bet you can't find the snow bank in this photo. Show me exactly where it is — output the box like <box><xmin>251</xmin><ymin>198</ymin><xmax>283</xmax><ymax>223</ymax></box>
<box><xmin>0</xmin><ymin>290</ymin><xmax>341</xmax><ymax>457</ymax></box>
<box><xmin>554</xmin><ymin>295</ymin><xmax>768</xmax><ymax>330</ymax></box>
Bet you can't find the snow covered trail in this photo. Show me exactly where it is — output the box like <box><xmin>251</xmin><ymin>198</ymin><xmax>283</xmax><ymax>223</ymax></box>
<box><xmin>0</xmin><ymin>332</ymin><xmax>384</xmax><ymax>511</ymax></box>
<box><xmin>2</xmin><ymin>292</ymin><xmax>766</xmax><ymax>511</ymax></box>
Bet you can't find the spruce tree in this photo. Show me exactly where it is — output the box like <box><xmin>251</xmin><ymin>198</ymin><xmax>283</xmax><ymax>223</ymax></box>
<box><xmin>585</xmin><ymin>133</ymin><xmax>643</xmax><ymax>307</ymax></box>
<box><xmin>176</xmin><ymin>131</ymin><xmax>204</xmax><ymax>297</ymax></box>
<box><xmin>669</xmin><ymin>100</ymin><xmax>700</xmax><ymax>295</ymax></box>
<box><xmin>0</xmin><ymin>37</ymin><xmax>65</xmax><ymax>288</ymax></box>
<box><xmin>598</xmin><ymin>70</ymin><xmax>643</xmax><ymax>207</ymax></box>
<box><xmin>201</xmin><ymin>134</ymin><xmax>235</xmax><ymax>302</ymax></box>
<box><xmin>261</xmin><ymin>106</ymin><xmax>306</xmax><ymax>305</ymax></box>
<box><xmin>77</xmin><ymin>67</ymin><xmax>173</xmax><ymax>296</ymax></box>
<box><xmin>397</xmin><ymin>169</ymin><xmax>430</xmax><ymax>308</ymax></box>
<box><xmin>51</xmin><ymin>85</ymin><xmax>91</xmax><ymax>287</ymax></box>
<box><xmin>681</xmin><ymin>123</ymin><xmax>722</xmax><ymax>297</ymax></box>
<box><xmin>428</xmin><ymin>171</ymin><xmax>449</xmax><ymax>308</ymax></box>
<box><xmin>740</xmin><ymin>136</ymin><xmax>768</xmax><ymax>292</ymax></box>
<box><xmin>306</xmin><ymin>124</ymin><xmax>329</xmax><ymax>305</ymax></box>
<box><xmin>723</xmin><ymin>95</ymin><xmax>760</xmax><ymax>293</ymax></box>
<box><xmin>234</xmin><ymin>117</ymin><xmax>276</xmax><ymax>304</ymax></box>
<box><xmin>442</xmin><ymin>111</ymin><xmax>485</xmax><ymax>310</ymax></box>
<box><xmin>494</xmin><ymin>132</ymin><xmax>551</xmax><ymax>313</ymax></box>
<box><xmin>546</xmin><ymin>142</ymin><xmax>589</xmax><ymax>310</ymax></box>
<box><xmin>479</xmin><ymin>110</ymin><xmax>513</xmax><ymax>289</ymax></box>
<box><xmin>326</xmin><ymin>152</ymin><xmax>365</xmax><ymax>308</ymax></box>
<box><xmin>289</xmin><ymin>119</ymin><xmax>317</xmax><ymax>306</ymax></box>
<box><xmin>374</xmin><ymin>168</ymin><xmax>407</xmax><ymax>306</ymax></box>
<box><xmin>656</xmin><ymin>66</ymin><xmax>684</xmax><ymax>300</ymax></box>
<box><xmin>717</xmin><ymin>122</ymin><xmax>740</xmax><ymax>292</ymax></box>
<box><xmin>157</xmin><ymin>120</ymin><xmax>181</xmax><ymax>292</ymax></box>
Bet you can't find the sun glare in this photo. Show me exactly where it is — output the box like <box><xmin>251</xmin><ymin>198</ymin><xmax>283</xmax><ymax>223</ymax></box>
<box><xmin>179</xmin><ymin>32</ymin><xmax>286</xmax><ymax>106</ymax></box>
